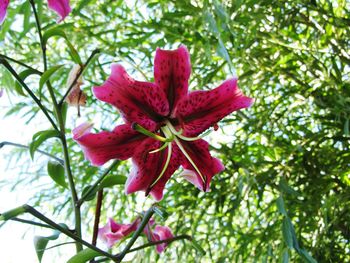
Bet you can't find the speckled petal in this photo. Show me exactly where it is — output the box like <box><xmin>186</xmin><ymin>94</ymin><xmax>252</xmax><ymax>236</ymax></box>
<box><xmin>179</xmin><ymin>139</ymin><xmax>224</xmax><ymax>191</ymax></box>
<box><xmin>73</xmin><ymin>123</ymin><xmax>146</xmax><ymax>166</ymax></box>
<box><xmin>175</xmin><ymin>78</ymin><xmax>254</xmax><ymax>136</ymax></box>
<box><xmin>154</xmin><ymin>45</ymin><xmax>191</xmax><ymax>114</ymax></box>
<box><xmin>47</xmin><ymin>0</ymin><xmax>71</xmax><ymax>22</ymax></box>
<box><xmin>93</xmin><ymin>64</ymin><xmax>169</xmax><ymax>131</ymax></box>
<box><xmin>0</xmin><ymin>0</ymin><xmax>9</xmax><ymax>25</ymax></box>
<box><xmin>125</xmin><ymin>139</ymin><xmax>182</xmax><ymax>201</ymax></box>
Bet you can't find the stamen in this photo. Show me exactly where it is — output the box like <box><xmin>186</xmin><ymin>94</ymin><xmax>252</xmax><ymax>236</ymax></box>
<box><xmin>166</xmin><ymin>120</ymin><xmax>211</xmax><ymax>141</ymax></box>
<box><xmin>132</xmin><ymin>123</ymin><xmax>169</xmax><ymax>142</ymax></box>
<box><xmin>149</xmin><ymin>142</ymin><xmax>172</xmax><ymax>188</ymax></box>
<box><xmin>149</xmin><ymin>142</ymin><xmax>169</xmax><ymax>154</ymax></box>
<box><xmin>173</xmin><ymin>137</ymin><xmax>206</xmax><ymax>189</ymax></box>
<box><xmin>165</xmin><ymin>120</ymin><xmax>183</xmax><ymax>136</ymax></box>
<box><xmin>176</xmin><ymin>130</ymin><xmax>211</xmax><ymax>141</ymax></box>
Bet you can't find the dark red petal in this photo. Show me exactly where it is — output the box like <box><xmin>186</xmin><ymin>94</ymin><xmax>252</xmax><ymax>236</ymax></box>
<box><xmin>154</xmin><ymin>45</ymin><xmax>191</xmax><ymax>114</ymax></box>
<box><xmin>175</xmin><ymin>78</ymin><xmax>254</xmax><ymax>136</ymax></box>
<box><xmin>179</xmin><ymin>139</ymin><xmax>224</xmax><ymax>191</ymax></box>
<box><xmin>0</xmin><ymin>0</ymin><xmax>9</xmax><ymax>25</ymax></box>
<box><xmin>93</xmin><ymin>64</ymin><xmax>169</xmax><ymax>131</ymax></box>
<box><xmin>47</xmin><ymin>0</ymin><xmax>71</xmax><ymax>23</ymax></box>
<box><xmin>73</xmin><ymin>123</ymin><xmax>146</xmax><ymax>166</ymax></box>
<box><xmin>125</xmin><ymin>139</ymin><xmax>182</xmax><ymax>201</ymax></box>
<box><xmin>153</xmin><ymin>225</ymin><xmax>174</xmax><ymax>254</ymax></box>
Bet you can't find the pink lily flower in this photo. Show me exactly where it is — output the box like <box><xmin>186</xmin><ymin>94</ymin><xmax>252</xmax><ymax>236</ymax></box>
<box><xmin>47</xmin><ymin>0</ymin><xmax>71</xmax><ymax>23</ymax></box>
<box><xmin>99</xmin><ymin>217</ymin><xmax>173</xmax><ymax>254</ymax></box>
<box><xmin>149</xmin><ymin>225</ymin><xmax>174</xmax><ymax>254</ymax></box>
<box><xmin>0</xmin><ymin>0</ymin><xmax>71</xmax><ymax>25</ymax></box>
<box><xmin>0</xmin><ymin>0</ymin><xmax>9</xmax><ymax>25</ymax></box>
<box><xmin>73</xmin><ymin>45</ymin><xmax>253</xmax><ymax>200</ymax></box>
<box><xmin>98</xmin><ymin>217</ymin><xmax>140</xmax><ymax>248</ymax></box>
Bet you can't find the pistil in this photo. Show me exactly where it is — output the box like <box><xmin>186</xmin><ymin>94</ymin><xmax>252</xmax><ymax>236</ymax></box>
<box><xmin>134</xmin><ymin>121</ymin><xmax>207</xmax><ymax>192</ymax></box>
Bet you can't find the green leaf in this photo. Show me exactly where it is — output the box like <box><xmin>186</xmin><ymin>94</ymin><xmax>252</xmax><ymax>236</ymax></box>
<box><xmin>299</xmin><ymin>249</ymin><xmax>317</xmax><ymax>263</ymax></box>
<box><xmin>344</xmin><ymin>118</ymin><xmax>349</xmax><ymax>136</ymax></box>
<box><xmin>190</xmin><ymin>239</ymin><xmax>206</xmax><ymax>256</ymax></box>
<box><xmin>279</xmin><ymin>177</ymin><xmax>299</xmax><ymax>196</ymax></box>
<box><xmin>61</xmin><ymin>102</ymin><xmax>68</xmax><ymax>126</ymax></box>
<box><xmin>39</xmin><ymin>65</ymin><xmax>64</xmax><ymax>95</ymax></box>
<box><xmin>15</xmin><ymin>69</ymin><xmax>41</xmax><ymax>96</ymax></box>
<box><xmin>47</xmin><ymin>161</ymin><xmax>67</xmax><ymax>188</ymax></box>
<box><xmin>204</xmin><ymin>11</ymin><xmax>218</xmax><ymax>34</ymax></box>
<box><xmin>0</xmin><ymin>205</ymin><xmax>27</xmax><ymax>221</ymax></box>
<box><xmin>29</xmin><ymin>130</ymin><xmax>60</xmax><ymax>159</ymax></box>
<box><xmin>98</xmin><ymin>175</ymin><xmax>127</xmax><ymax>190</ymax></box>
<box><xmin>34</xmin><ymin>225</ymin><xmax>67</xmax><ymax>262</ymax></box>
<box><xmin>281</xmin><ymin>249</ymin><xmax>289</xmax><ymax>263</ymax></box>
<box><xmin>216</xmin><ymin>38</ymin><xmax>233</xmax><ymax>67</ymax></box>
<box><xmin>42</xmin><ymin>27</ymin><xmax>67</xmax><ymax>47</ymax></box>
<box><xmin>153</xmin><ymin>206</ymin><xmax>169</xmax><ymax>220</ymax></box>
<box><xmin>67</xmin><ymin>248</ymin><xmax>102</xmax><ymax>263</ymax></box>
<box><xmin>81</xmin><ymin>185</ymin><xmax>97</xmax><ymax>201</ymax></box>
<box><xmin>282</xmin><ymin>217</ymin><xmax>293</xmax><ymax>249</ymax></box>
<box><xmin>276</xmin><ymin>196</ymin><xmax>287</xmax><ymax>216</ymax></box>
<box><xmin>42</xmin><ymin>27</ymin><xmax>82</xmax><ymax>64</ymax></box>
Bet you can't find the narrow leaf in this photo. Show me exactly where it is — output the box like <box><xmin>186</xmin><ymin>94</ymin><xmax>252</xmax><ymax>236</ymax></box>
<box><xmin>47</xmin><ymin>161</ymin><xmax>67</xmax><ymax>188</ymax></box>
<box><xmin>67</xmin><ymin>248</ymin><xmax>102</xmax><ymax>263</ymax></box>
<box><xmin>276</xmin><ymin>196</ymin><xmax>287</xmax><ymax>216</ymax></box>
<box><xmin>153</xmin><ymin>206</ymin><xmax>169</xmax><ymax>220</ymax></box>
<box><xmin>29</xmin><ymin>130</ymin><xmax>60</xmax><ymax>159</ymax></box>
<box><xmin>190</xmin><ymin>239</ymin><xmax>206</xmax><ymax>256</ymax></box>
<box><xmin>299</xmin><ymin>249</ymin><xmax>317</xmax><ymax>263</ymax></box>
<box><xmin>98</xmin><ymin>175</ymin><xmax>127</xmax><ymax>190</ymax></box>
<box><xmin>282</xmin><ymin>217</ymin><xmax>293</xmax><ymax>249</ymax></box>
<box><xmin>39</xmin><ymin>65</ymin><xmax>64</xmax><ymax>94</ymax></box>
<box><xmin>15</xmin><ymin>69</ymin><xmax>41</xmax><ymax>96</ymax></box>
<box><xmin>81</xmin><ymin>185</ymin><xmax>97</xmax><ymax>201</ymax></box>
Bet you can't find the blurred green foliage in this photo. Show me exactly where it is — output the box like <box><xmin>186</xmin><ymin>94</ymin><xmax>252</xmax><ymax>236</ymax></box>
<box><xmin>1</xmin><ymin>0</ymin><xmax>349</xmax><ymax>262</ymax></box>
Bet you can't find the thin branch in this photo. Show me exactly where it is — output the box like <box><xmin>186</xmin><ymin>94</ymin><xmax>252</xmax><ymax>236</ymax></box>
<box><xmin>29</xmin><ymin>0</ymin><xmax>47</xmax><ymax>71</ymax></box>
<box><xmin>90</xmin><ymin>190</ymin><xmax>104</xmax><ymax>263</ymax></box>
<box><xmin>128</xmin><ymin>234</ymin><xmax>192</xmax><ymax>253</ymax></box>
<box><xmin>10</xmin><ymin>217</ymin><xmax>55</xmax><ymax>229</ymax></box>
<box><xmin>0</xmin><ymin>141</ymin><xmax>64</xmax><ymax>165</ymax></box>
<box><xmin>92</xmin><ymin>190</ymin><xmax>104</xmax><ymax>246</ymax></box>
<box><xmin>115</xmin><ymin>205</ymin><xmax>155</xmax><ymax>262</ymax></box>
<box><xmin>1</xmin><ymin>205</ymin><xmax>118</xmax><ymax>261</ymax></box>
<box><xmin>0</xmin><ymin>58</ymin><xmax>59</xmax><ymax>130</ymax></box>
<box><xmin>0</xmin><ymin>54</ymin><xmax>42</xmax><ymax>74</ymax></box>
<box><xmin>39</xmin><ymin>241</ymin><xmax>76</xmax><ymax>251</ymax></box>
<box><xmin>59</xmin><ymin>49</ymin><xmax>101</xmax><ymax>106</ymax></box>
<box><xmin>77</xmin><ymin>160</ymin><xmax>120</xmax><ymax>206</ymax></box>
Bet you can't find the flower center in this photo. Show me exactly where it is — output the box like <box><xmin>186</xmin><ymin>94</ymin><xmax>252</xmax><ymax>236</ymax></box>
<box><xmin>132</xmin><ymin>120</ymin><xmax>210</xmax><ymax>192</ymax></box>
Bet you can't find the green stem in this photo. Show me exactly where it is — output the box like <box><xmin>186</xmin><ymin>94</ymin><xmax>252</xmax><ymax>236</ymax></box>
<box><xmin>59</xmin><ymin>49</ymin><xmax>101</xmax><ymax>106</ymax></box>
<box><xmin>77</xmin><ymin>160</ymin><xmax>120</xmax><ymax>207</ymax></box>
<box><xmin>0</xmin><ymin>141</ymin><xmax>64</xmax><ymax>165</ymax></box>
<box><xmin>30</xmin><ymin>0</ymin><xmax>82</xmax><ymax>252</ymax></box>
<box><xmin>29</xmin><ymin>0</ymin><xmax>47</xmax><ymax>71</ymax></box>
<box><xmin>0</xmin><ymin>58</ymin><xmax>58</xmax><ymax>130</ymax></box>
<box><xmin>10</xmin><ymin>217</ymin><xmax>56</xmax><ymax>229</ymax></box>
<box><xmin>114</xmin><ymin>206</ymin><xmax>155</xmax><ymax>262</ymax></box>
<box><xmin>61</xmin><ymin>135</ymin><xmax>83</xmax><ymax>252</ymax></box>
<box><xmin>1</xmin><ymin>205</ymin><xmax>118</xmax><ymax>261</ymax></box>
<box><xmin>0</xmin><ymin>54</ymin><xmax>42</xmax><ymax>74</ymax></box>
